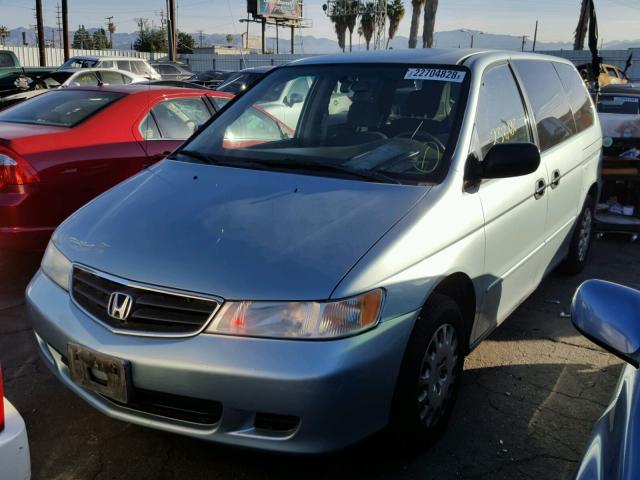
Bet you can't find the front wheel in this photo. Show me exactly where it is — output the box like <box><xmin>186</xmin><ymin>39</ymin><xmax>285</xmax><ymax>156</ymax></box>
<box><xmin>389</xmin><ymin>293</ymin><xmax>465</xmax><ymax>450</ymax></box>
<box><xmin>561</xmin><ymin>195</ymin><xmax>594</xmax><ymax>274</ymax></box>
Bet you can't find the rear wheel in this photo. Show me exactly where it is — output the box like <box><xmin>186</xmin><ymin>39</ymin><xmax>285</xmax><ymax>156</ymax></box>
<box><xmin>389</xmin><ymin>293</ymin><xmax>465</xmax><ymax>449</ymax></box>
<box><xmin>561</xmin><ymin>195</ymin><xmax>594</xmax><ymax>274</ymax></box>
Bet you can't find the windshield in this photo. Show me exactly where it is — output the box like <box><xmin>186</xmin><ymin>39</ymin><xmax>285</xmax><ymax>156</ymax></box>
<box><xmin>182</xmin><ymin>64</ymin><xmax>469</xmax><ymax>184</ymax></box>
<box><xmin>60</xmin><ymin>58</ymin><xmax>98</xmax><ymax>69</ymax></box>
<box><xmin>0</xmin><ymin>89</ymin><xmax>124</xmax><ymax>127</ymax></box>
<box><xmin>217</xmin><ymin>72</ymin><xmax>264</xmax><ymax>94</ymax></box>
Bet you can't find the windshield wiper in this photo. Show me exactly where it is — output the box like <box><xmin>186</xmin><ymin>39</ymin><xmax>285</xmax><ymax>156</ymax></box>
<box><xmin>171</xmin><ymin>149</ymin><xmax>216</xmax><ymax>164</ymax></box>
<box><xmin>250</xmin><ymin>158</ymin><xmax>401</xmax><ymax>184</ymax></box>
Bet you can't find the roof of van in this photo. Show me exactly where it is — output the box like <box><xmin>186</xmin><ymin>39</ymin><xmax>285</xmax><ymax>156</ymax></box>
<box><xmin>286</xmin><ymin>48</ymin><xmax>570</xmax><ymax>67</ymax></box>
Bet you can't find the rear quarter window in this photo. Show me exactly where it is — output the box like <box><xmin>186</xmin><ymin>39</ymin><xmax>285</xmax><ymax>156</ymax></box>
<box><xmin>512</xmin><ymin>60</ymin><xmax>576</xmax><ymax>151</ymax></box>
<box><xmin>554</xmin><ymin>62</ymin><xmax>595</xmax><ymax>133</ymax></box>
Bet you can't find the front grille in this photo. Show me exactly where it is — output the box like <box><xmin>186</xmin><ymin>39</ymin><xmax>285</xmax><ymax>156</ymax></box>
<box><xmin>71</xmin><ymin>267</ymin><xmax>219</xmax><ymax>335</ymax></box>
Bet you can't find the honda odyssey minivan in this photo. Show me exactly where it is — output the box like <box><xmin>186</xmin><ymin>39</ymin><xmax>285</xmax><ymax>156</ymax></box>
<box><xmin>27</xmin><ymin>49</ymin><xmax>601</xmax><ymax>453</ymax></box>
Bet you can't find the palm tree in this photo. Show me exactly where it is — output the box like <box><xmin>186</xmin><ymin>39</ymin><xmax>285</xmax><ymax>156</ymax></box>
<box><xmin>360</xmin><ymin>2</ymin><xmax>375</xmax><ymax>50</ymax></box>
<box><xmin>346</xmin><ymin>4</ymin><xmax>358</xmax><ymax>52</ymax></box>
<box><xmin>386</xmin><ymin>0</ymin><xmax>405</xmax><ymax>48</ymax></box>
<box><xmin>0</xmin><ymin>26</ymin><xmax>9</xmax><ymax>46</ymax></box>
<box><xmin>422</xmin><ymin>0</ymin><xmax>438</xmax><ymax>48</ymax></box>
<box><xmin>574</xmin><ymin>0</ymin><xmax>589</xmax><ymax>50</ymax></box>
<box><xmin>408</xmin><ymin>0</ymin><xmax>425</xmax><ymax>48</ymax></box>
<box><xmin>329</xmin><ymin>0</ymin><xmax>349</xmax><ymax>52</ymax></box>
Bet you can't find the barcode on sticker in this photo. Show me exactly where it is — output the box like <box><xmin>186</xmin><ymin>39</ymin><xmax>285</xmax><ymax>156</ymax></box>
<box><xmin>404</xmin><ymin>68</ymin><xmax>466</xmax><ymax>83</ymax></box>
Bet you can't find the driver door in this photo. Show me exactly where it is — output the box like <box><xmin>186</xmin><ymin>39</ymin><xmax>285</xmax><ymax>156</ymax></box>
<box><xmin>473</xmin><ymin>63</ymin><xmax>550</xmax><ymax>339</ymax></box>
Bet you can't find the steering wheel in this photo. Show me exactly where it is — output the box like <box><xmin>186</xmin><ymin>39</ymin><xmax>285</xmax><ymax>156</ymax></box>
<box><xmin>395</xmin><ymin>130</ymin><xmax>446</xmax><ymax>174</ymax></box>
<box><xmin>395</xmin><ymin>130</ymin><xmax>446</xmax><ymax>151</ymax></box>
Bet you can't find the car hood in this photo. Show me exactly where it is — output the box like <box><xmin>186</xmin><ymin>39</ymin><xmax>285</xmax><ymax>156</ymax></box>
<box><xmin>55</xmin><ymin>160</ymin><xmax>429</xmax><ymax>300</ymax></box>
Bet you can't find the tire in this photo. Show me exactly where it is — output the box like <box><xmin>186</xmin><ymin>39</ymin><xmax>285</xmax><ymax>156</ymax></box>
<box><xmin>561</xmin><ymin>195</ymin><xmax>595</xmax><ymax>274</ymax></box>
<box><xmin>389</xmin><ymin>293</ymin><xmax>465</xmax><ymax>450</ymax></box>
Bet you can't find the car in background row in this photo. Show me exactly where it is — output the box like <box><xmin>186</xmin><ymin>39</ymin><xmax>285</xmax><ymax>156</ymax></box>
<box><xmin>572</xmin><ymin>279</ymin><xmax>640</xmax><ymax>480</ymax></box>
<box><xmin>578</xmin><ymin>62</ymin><xmax>630</xmax><ymax>89</ymax></box>
<box><xmin>59</xmin><ymin>56</ymin><xmax>161</xmax><ymax>80</ymax></box>
<box><xmin>151</xmin><ymin>62</ymin><xmax>193</xmax><ymax>81</ymax></box>
<box><xmin>0</xmin><ymin>49</ymin><xmax>56</xmax><ymax>98</ymax></box>
<box><xmin>0</xmin><ymin>68</ymin><xmax>146</xmax><ymax>111</ymax></box>
<box><xmin>26</xmin><ymin>50</ymin><xmax>601</xmax><ymax>454</ymax></box>
<box><xmin>597</xmin><ymin>85</ymin><xmax>640</xmax><ymax>144</ymax></box>
<box><xmin>0</xmin><ymin>85</ymin><xmax>232</xmax><ymax>251</ymax></box>
<box><xmin>188</xmin><ymin>70</ymin><xmax>234</xmax><ymax>89</ymax></box>
<box><xmin>0</xmin><ymin>363</ymin><xmax>31</xmax><ymax>480</ymax></box>
<box><xmin>216</xmin><ymin>65</ymin><xmax>272</xmax><ymax>94</ymax></box>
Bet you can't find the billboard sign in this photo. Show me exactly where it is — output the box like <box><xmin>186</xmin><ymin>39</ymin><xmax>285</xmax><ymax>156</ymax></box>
<box><xmin>248</xmin><ymin>0</ymin><xmax>301</xmax><ymax>20</ymax></box>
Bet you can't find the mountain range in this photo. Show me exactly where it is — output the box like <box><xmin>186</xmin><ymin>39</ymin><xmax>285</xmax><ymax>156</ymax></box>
<box><xmin>3</xmin><ymin>26</ymin><xmax>640</xmax><ymax>53</ymax></box>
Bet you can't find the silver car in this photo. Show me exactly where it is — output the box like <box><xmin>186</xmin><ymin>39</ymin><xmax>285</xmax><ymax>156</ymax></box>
<box><xmin>27</xmin><ymin>49</ymin><xmax>601</xmax><ymax>453</ymax></box>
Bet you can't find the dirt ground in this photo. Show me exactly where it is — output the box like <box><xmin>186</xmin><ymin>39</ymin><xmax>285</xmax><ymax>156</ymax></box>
<box><xmin>1</xmin><ymin>237</ymin><xmax>637</xmax><ymax>480</ymax></box>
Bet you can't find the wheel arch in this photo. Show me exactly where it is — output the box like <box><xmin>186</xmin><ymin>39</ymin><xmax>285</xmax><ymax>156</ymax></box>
<box><xmin>432</xmin><ymin>272</ymin><xmax>477</xmax><ymax>354</ymax></box>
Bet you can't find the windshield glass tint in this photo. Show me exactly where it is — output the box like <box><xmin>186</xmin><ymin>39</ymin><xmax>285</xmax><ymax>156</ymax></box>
<box><xmin>184</xmin><ymin>64</ymin><xmax>469</xmax><ymax>184</ymax></box>
<box><xmin>60</xmin><ymin>58</ymin><xmax>98</xmax><ymax>69</ymax></box>
<box><xmin>0</xmin><ymin>90</ymin><xmax>123</xmax><ymax>127</ymax></box>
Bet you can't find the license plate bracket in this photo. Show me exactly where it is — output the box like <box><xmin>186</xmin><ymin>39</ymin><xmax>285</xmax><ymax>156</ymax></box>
<box><xmin>67</xmin><ymin>343</ymin><xmax>131</xmax><ymax>404</ymax></box>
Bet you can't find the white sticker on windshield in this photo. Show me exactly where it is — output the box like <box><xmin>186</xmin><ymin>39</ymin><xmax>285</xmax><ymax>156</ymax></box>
<box><xmin>404</xmin><ymin>68</ymin><xmax>466</xmax><ymax>83</ymax></box>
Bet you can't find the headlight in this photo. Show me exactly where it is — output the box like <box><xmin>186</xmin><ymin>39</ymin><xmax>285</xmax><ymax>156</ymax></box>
<box><xmin>41</xmin><ymin>241</ymin><xmax>72</xmax><ymax>291</ymax></box>
<box><xmin>205</xmin><ymin>289</ymin><xmax>384</xmax><ymax>339</ymax></box>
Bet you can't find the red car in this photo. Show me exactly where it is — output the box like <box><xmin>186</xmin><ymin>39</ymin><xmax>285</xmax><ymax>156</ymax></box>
<box><xmin>0</xmin><ymin>85</ymin><xmax>236</xmax><ymax>251</ymax></box>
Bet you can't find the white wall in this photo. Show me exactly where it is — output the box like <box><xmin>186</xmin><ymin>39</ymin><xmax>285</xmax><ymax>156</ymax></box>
<box><xmin>4</xmin><ymin>45</ymin><xmax>156</xmax><ymax>68</ymax></box>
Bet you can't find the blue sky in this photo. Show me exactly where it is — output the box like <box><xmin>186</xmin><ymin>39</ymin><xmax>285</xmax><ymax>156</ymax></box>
<box><xmin>2</xmin><ymin>0</ymin><xmax>640</xmax><ymax>43</ymax></box>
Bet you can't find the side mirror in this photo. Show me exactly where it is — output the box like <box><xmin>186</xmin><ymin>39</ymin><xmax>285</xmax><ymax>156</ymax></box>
<box><xmin>474</xmin><ymin>142</ymin><xmax>541</xmax><ymax>179</ymax></box>
<box><xmin>285</xmin><ymin>92</ymin><xmax>304</xmax><ymax>107</ymax></box>
<box><xmin>571</xmin><ymin>279</ymin><xmax>640</xmax><ymax>367</ymax></box>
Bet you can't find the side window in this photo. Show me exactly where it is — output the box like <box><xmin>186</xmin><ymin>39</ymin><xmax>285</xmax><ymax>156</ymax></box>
<box><xmin>139</xmin><ymin>113</ymin><xmax>162</xmax><ymax>140</ymax></box>
<box><xmin>131</xmin><ymin>61</ymin><xmax>151</xmax><ymax>76</ymax></box>
<box><xmin>71</xmin><ymin>72</ymin><xmax>100</xmax><ymax>86</ymax></box>
<box><xmin>116</xmin><ymin>60</ymin><xmax>131</xmax><ymax>72</ymax></box>
<box><xmin>475</xmin><ymin>64</ymin><xmax>532</xmax><ymax>158</ymax></box>
<box><xmin>99</xmin><ymin>70</ymin><xmax>125</xmax><ymax>85</ymax></box>
<box><xmin>224</xmin><ymin>108</ymin><xmax>285</xmax><ymax>146</ymax></box>
<box><xmin>151</xmin><ymin>98</ymin><xmax>212</xmax><ymax>140</ymax></box>
<box><xmin>99</xmin><ymin>60</ymin><xmax>114</xmax><ymax>69</ymax></box>
<box><xmin>606</xmin><ymin>67</ymin><xmax>619</xmax><ymax>78</ymax></box>
<box><xmin>211</xmin><ymin>96</ymin><xmax>231</xmax><ymax>110</ymax></box>
<box><xmin>554</xmin><ymin>63</ymin><xmax>595</xmax><ymax>133</ymax></box>
<box><xmin>120</xmin><ymin>73</ymin><xmax>133</xmax><ymax>84</ymax></box>
<box><xmin>288</xmin><ymin>77</ymin><xmax>311</xmax><ymax>101</ymax></box>
<box><xmin>512</xmin><ymin>60</ymin><xmax>575</xmax><ymax>151</ymax></box>
<box><xmin>0</xmin><ymin>53</ymin><xmax>14</xmax><ymax>67</ymax></box>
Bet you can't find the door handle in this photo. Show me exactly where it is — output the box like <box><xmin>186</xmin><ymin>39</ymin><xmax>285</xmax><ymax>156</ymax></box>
<box><xmin>534</xmin><ymin>178</ymin><xmax>547</xmax><ymax>199</ymax></box>
<box><xmin>550</xmin><ymin>169</ymin><xmax>561</xmax><ymax>189</ymax></box>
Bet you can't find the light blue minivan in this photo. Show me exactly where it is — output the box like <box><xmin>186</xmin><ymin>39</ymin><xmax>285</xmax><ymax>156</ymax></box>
<box><xmin>27</xmin><ymin>49</ymin><xmax>601</xmax><ymax>453</ymax></box>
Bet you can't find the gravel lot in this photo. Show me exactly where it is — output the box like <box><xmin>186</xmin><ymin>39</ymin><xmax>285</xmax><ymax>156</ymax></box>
<box><xmin>1</xmin><ymin>237</ymin><xmax>637</xmax><ymax>480</ymax></box>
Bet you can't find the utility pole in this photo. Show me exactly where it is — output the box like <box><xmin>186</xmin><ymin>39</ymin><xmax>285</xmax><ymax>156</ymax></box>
<box><xmin>62</xmin><ymin>0</ymin><xmax>69</xmax><ymax>60</ymax></box>
<box><xmin>261</xmin><ymin>17</ymin><xmax>266</xmax><ymax>54</ymax></box>
<box><xmin>167</xmin><ymin>0</ymin><xmax>177</xmax><ymax>61</ymax></box>
<box><xmin>532</xmin><ymin>20</ymin><xmax>538</xmax><ymax>52</ymax></box>
<box><xmin>35</xmin><ymin>0</ymin><xmax>46</xmax><ymax>66</ymax></box>
<box><xmin>291</xmin><ymin>24</ymin><xmax>294</xmax><ymax>54</ymax></box>
<box><xmin>105</xmin><ymin>16</ymin><xmax>114</xmax><ymax>49</ymax></box>
<box><xmin>198</xmin><ymin>30</ymin><xmax>203</xmax><ymax>48</ymax></box>
<box><xmin>275</xmin><ymin>20</ymin><xmax>279</xmax><ymax>54</ymax></box>
<box><xmin>56</xmin><ymin>3</ymin><xmax>62</xmax><ymax>48</ymax></box>
<box><xmin>521</xmin><ymin>35</ymin><xmax>527</xmax><ymax>52</ymax></box>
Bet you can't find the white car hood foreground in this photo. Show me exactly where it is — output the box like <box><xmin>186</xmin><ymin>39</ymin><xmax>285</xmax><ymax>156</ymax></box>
<box><xmin>55</xmin><ymin>160</ymin><xmax>430</xmax><ymax>300</ymax></box>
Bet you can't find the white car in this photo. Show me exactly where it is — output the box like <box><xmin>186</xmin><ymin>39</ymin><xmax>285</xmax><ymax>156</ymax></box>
<box><xmin>0</xmin><ymin>365</ymin><xmax>30</xmax><ymax>480</ymax></box>
<box><xmin>59</xmin><ymin>56</ymin><xmax>161</xmax><ymax>80</ymax></box>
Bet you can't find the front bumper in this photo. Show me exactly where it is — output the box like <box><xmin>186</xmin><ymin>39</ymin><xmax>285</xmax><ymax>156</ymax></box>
<box><xmin>26</xmin><ymin>270</ymin><xmax>417</xmax><ymax>453</ymax></box>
